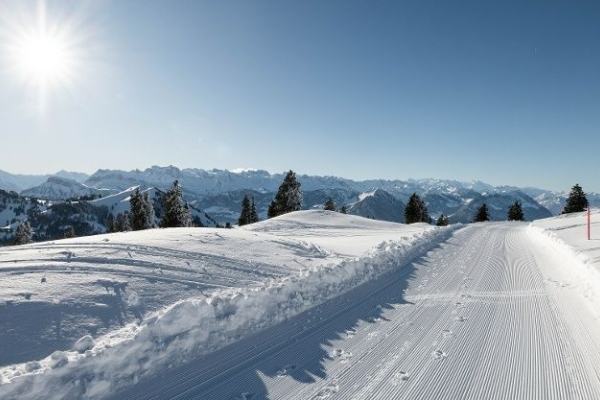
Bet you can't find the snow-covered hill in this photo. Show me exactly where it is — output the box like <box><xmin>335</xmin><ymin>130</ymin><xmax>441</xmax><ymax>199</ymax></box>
<box><xmin>0</xmin><ymin>211</ymin><xmax>444</xmax><ymax>398</ymax></box>
<box><xmin>2</xmin><ymin>210</ymin><xmax>600</xmax><ymax>399</ymax></box>
<box><xmin>0</xmin><ymin>170</ymin><xmax>89</xmax><ymax>193</ymax></box>
<box><xmin>21</xmin><ymin>176</ymin><xmax>108</xmax><ymax>201</ymax></box>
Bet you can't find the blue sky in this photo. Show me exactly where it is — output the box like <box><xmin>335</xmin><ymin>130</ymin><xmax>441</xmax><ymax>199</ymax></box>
<box><xmin>0</xmin><ymin>0</ymin><xmax>599</xmax><ymax>192</ymax></box>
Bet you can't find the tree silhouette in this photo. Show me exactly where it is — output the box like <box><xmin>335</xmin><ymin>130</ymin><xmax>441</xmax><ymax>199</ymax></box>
<box><xmin>473</xmin><ymin>203</ymin><xmax>490</xmax><ymax>222</ymax></box>
<box><xmin>268</xmin><ymin>170</ymin><xmax>302</xmax><ymax>218</ymax></box>
<box><xmin>507</xmin><ymin>201</ymin><xmax>525</xmax><ymax>221</ymax></box>
<box><xmin>405</xmin><ymin>193</ymin><xmax>429</xmax><ymax>224</ymax></box>
<box><xmin>563</xmin><ymin>184</ymin><xmax>588</xmax><ymax>214</ymax></box>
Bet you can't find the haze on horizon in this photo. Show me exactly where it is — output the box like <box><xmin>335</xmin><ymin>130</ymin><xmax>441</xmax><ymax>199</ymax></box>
<box><xmin>0</xmin><ymin>0</ymin><xmax>599</xmax><ymax>192</ymax></box>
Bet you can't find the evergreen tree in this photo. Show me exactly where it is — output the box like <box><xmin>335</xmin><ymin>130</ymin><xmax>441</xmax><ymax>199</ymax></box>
<box><xmin>130</xmin><ymin>189</ymin><xmax>155</xmax><ymax>230</ymax></box>
<box><xmin>160</xmin><ymin>180</ymin><xmax>191</xmax><ymax>227</ymax></box>
<box><xmin>474</xmin><ymin>203</ymin><xmax>490</xmax><ymax>222</ymax></box>
<box><xmin>507</xmin><ymin>201</ymin><xmax>525</xmax><ymax>221</ymax></box>
<box><xmin>116</xmin><ymin>212</ymin><xmax>131</xmax><ymax>231</ymax></box>
<box><xmin>130</xmin><ymin>188</ymin><xmax>148</xmax><ymax>231</ymax></box>
<box><xmin>106</xmin><ymin>213</ymin><xmax>118</xmax><ymax>233</ymax></box>
<box><xmin>143</xmin><ymin>192</ymin><xmax>155</xmax><ymax>228</ymax></box>
<box><xmin>249</xmin><ymin>197</ymin><xmax>259</xmax><ymax>223</ymax></box>
<box><xmin>436</xmin><ymin>214</ymin><xmax>449</xmax><ymax>226</ymax></box>
<box><xmin>405</xmin><ymin>193</ymin><xmax>429</xmax><ymax>224</ymax></box>
<box><xmin>563</xmin><ymin>183</ymin><xmax>588</xmax><ymax>214</ymax></box>
<box><xmin>14</xmin><ymin>221</ymin><xmax>32</xmax><ymax>245</ymax></box>
<box><xmin>181</xmin><ymin>202</ymin><xmax>193</xmax><ymax>227</ymax></box>
<box><xmin>324</xmin><ymin>197</ymin><xmax>336</xmax><ymax>211</ymax></box>
<box><xmin>340</xmin><ymin>205</ymin><xmax>348</xmax><ymax>214</ymax></box>
<box><xmin>238</xmin><ymin>194</ymin><xmax>251</xmax><ymax>226</ymax></box>
<box><xmin>268</xmin><ymin>170</ymin><xmax>302</xmax><ymax>218</ymax></box>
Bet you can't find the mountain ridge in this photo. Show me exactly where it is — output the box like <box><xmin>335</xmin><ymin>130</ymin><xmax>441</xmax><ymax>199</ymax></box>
<box><xmin>3</xmin><ymin>165</ymin><xmax>598</xmax><ymax>227</ymax></box>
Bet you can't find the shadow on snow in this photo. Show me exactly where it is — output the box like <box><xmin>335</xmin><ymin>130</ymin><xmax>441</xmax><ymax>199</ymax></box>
<box><xmin>107</xmin><ymin>251</ymin><xmax>435</xmax><ymax>400</ymax></box>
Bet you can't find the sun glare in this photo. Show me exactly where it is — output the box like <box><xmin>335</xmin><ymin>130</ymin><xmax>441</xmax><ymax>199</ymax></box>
<box><xmin>1</xmin><ymin>1</ymin><xmax>86</xmax><ymax>111</ymax></box>
<box><xmin>16</xmin><ymin>33</ymin><xmax>72</xmax><ymax>84</ymax></box>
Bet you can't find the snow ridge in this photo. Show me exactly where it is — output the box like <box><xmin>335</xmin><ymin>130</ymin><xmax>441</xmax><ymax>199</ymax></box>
<box><xmin>0</xmin><ymin>225</ymin><xmax>458</xmax><ymax>399</ymax></box>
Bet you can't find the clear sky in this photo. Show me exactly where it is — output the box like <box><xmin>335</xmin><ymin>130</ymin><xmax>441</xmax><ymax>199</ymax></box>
<box><xmin>0</xmin><ymin>0</ymin><xmax>599</xmax><ymax>192</ymax></box>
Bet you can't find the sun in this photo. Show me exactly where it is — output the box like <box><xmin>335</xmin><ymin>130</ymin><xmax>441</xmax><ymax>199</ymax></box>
<box><xmin>15</xmin><ymin>32</ymin><xmax>72</xmax><ymax>85</ymax></box>
<box><xmin>1</xmin><ymin>1</ymin><xmax>85</xmax><ymax>110</ymax></box>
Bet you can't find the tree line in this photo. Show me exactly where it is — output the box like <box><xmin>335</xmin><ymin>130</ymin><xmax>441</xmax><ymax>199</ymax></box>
<box><xmin>404</xmin><ymin>183</ymin><xmax>590</xmax><ymax>226</ymax></box>
<box><xmin>11</xmin><ymin>178</ymin><xmax>593</xmax><ymax>245</ymax></box>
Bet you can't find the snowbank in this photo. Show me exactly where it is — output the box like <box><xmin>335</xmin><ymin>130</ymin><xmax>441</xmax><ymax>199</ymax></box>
<box><xmin>0</xmin><ymin>216</ymin><xmax>458</xmax><ymax>399</ymax></box>
<box><xmin>530</xmin><ymin>208</ymin><xmax>600</xmax><ymax>312</ymax></box>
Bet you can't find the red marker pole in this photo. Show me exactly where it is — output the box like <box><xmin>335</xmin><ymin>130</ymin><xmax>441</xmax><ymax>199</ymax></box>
<box><xmin>588</xmin><ymin>207</ymin><xmax>591</xmax><ymax>240</ymax></box>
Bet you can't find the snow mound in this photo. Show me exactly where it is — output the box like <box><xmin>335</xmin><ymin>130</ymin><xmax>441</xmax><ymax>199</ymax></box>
<box><xmin>0</xmin><ymin>221</ymin><xmax>458</xmax><ymax>399</ymax></box>
<box><xmin>244</xmin><ymin>210</ymin><xmax>408</xmax><ymax>232</ymax></box>
<box><xmin>74</xmin><ymin>336</ymin><xmax>95</xmax><ymax>353</ymax></box>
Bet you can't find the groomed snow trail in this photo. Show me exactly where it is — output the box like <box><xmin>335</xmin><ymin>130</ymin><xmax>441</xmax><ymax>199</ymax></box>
<box><xmin>111</xmin><ymin>222</ymin><xmax>600</xmax><ymax>399</ymax></box>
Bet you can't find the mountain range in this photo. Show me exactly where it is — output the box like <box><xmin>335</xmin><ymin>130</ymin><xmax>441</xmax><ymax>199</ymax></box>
<box><xmin>1</xmin><ymin>165</ymin><xmax>598</xmax><ymax>244</ymax></box>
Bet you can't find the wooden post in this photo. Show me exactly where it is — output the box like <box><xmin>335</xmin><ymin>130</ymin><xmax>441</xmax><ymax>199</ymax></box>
<box><xmin>588</xmin><ymin>207</ymin><xmax>591</xmax><ymax>240</ymax></box>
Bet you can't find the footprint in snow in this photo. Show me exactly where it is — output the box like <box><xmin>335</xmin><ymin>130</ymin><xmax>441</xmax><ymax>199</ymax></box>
<box><xmin>313</xmin><ymin>382</ymin><xmax>339</xmax><ymax>399</ymax></box>
<box><xmin>431</xmin><ymin>350</ymin><xmax>448</xmax><ymax>360</ymax></box>
<box><xmin>367</xmin><ymin>331</ymin><xmax>380</xmax><ymax>340</ymax></box>
<box><xmin>276</xmin><ymin>364</ymin><xmax>297</xmax><ymax>377</ymax></box>
<box><xmin>330</xmin><ymin>348</ymin><xmax>353</xmax><ymax>363</ymax></box>
<box><xmin>454</xmin><ymin>315</ymin><xmax>467</xmax><ymax>322</ymax></box>
<box><xmin>391</xmin><ymin>371</ymin><xmax>410</xmax><ymax>385</ymax></box>
<box><xmin>455</xmin><ymin>301</ymin><xmax>466</xmax><ymax>309</ymax></box>
<box><xmin>442</xmin><ymin>329</ymin><xmax>454</xmax><ymax>338</ymax></box>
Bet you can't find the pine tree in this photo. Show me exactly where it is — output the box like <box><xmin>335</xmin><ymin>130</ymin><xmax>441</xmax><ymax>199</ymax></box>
<box><xmin>405</xmin><ymin>193</ymin><xmax>429</xmax><ymax>224</ymax></box>
<box><xmin>130</xmin><ymin>188</ymin><xmax>148</xmax><ymax>231</ymax></box>
<box><xmin>238</xmin><ymin>194</ymin><xmax>251</xmax><ymax>226</ymax></box>
<box><xmin>181</xmin><ymin>202</ymin><xmax>193</xmax><ymax>227</ymax></box>
<box><xmin>507</xmin><ymin>201</ymin><xmax>525</xmax><ymax>221</ymax></box>
<box><xmin>563</xmin><ymin>183</ymin><xmax>588</xmax><ymax>214</ymax></box>
<box><xmin>474</xmin><ymin>203</ymin><xmax>490</xmax><ymax>222</ymax></box>
<box><xmin>436</xmin><ymin>214</ymin><xmax>449</xmax><ymax>226</ymax></box>
<box><xmin>160</xmin><ymin>180</ymin><xmax>191</xmax><ymax>227</ymax></box>
<box><xmin>106</xmin><ymin>213</ymin><xmax>118</xmax><ymax>233</ymax></box>
<box><xmin>340</xmin><ymin>205</ymin><xmax>348</xmax><ymax>214</ymax></box>
<box><xmin>268</xmin><ymin>170</ymin><xmax>302</xmax><ymax>218</ymax></box>
<box><xmin>249</xmin><ymin>197</ymin><xmax>259</xmax><ymax>223</ymax></box>
<box><xmin>14</xmin><ymin>221</ymin><xmax>32</xmax><ymax>245</ymax></box>
<box><xmin>116</xmin><ymin>212</ymin><xmax>131</xmax><ymax>231</ymax></box>
<box><xmin>143</xmin><ymin>192</ymin><xmax>155</xmax><ymax>228</ymax></box>
<box><xmin>324</xmin><ymin>197</ymin><xmax>336</xmax><ymax>211</ymax></box>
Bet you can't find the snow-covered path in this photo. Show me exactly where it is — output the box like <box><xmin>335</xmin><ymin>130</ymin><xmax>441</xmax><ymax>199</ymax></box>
<box><xmin>111</xmin><ymin>222</ymin><xmax>600</xmax><ymax>399</ymax></box>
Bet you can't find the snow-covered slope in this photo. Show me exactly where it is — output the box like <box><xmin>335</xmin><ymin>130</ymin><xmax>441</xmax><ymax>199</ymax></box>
<box><xmin>0</xmin><ymin>170</ymin><xmax>88</xmax><ymax>193</ymax></box>
<box><xmin>21</xmin><ymin>176</ymin><xmax>109</xmax><ymax>201</ymax></box>
<box><xmin>347</xmin><ymin>189</ymin><xmax>406</xmax><ymax>222</ymax></box>
<box><xmin>3</xmin><ymin>210</ymin><xmax>600</xmax><ymax>399</ymax></box>
<box><xmin>0</xmin><ymin>211</ymin><xmax>600</xmax><ymax>400</ymax></box>
<box><xmin>0</xmin><ymin>211</ymin><xmax>446</xmax><ymax>398</ymax></box>
<box><xmin>0</xmin><ymin>190</ymin><xmax>39</xmax><ymax>244</ymax></box>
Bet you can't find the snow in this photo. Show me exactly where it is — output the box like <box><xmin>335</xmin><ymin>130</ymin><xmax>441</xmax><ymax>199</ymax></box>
<box><xmin>358</xmin><ymin>190</ymin><xmax>378</xmax><ymax>201</ymax></box>
<box><xmin>2</xmin><ymin>210</ymin><xmax>600</xmax><ymax>399</ymax></box>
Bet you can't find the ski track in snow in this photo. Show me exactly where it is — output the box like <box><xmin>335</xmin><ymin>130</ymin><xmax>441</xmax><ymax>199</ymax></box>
<box><xmin>108</xmin><ymin>223</ymin><xmax>600</xmax><ymax>399</ymax></box>
<box><xmin>3</xmin><ymin>212</ymin><xmax>600</xmax><ymax>399</ymax></box>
